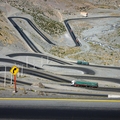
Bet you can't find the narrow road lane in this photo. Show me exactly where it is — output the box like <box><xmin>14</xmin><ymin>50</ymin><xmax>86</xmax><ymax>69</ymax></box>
<box><xmin>0</xmin><ymin>99</ymin><xmax>120</xmax><ymax>120</ymax></box>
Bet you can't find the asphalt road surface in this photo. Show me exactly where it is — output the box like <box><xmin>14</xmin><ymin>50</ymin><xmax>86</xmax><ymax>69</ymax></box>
<box><xmin>0</xmin><ymin>98</ymin><xmax>120</xmax><ymax>120</ymax></box>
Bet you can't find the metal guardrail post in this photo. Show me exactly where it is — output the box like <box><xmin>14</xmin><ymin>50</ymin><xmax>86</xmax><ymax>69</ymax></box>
<box><xmin>10</xmin><ymin>73</ymin><xmax>12</xmax><ymax>85</ymax></box>
<box><xmin>3</xmin><ymin>65</ymin><xmax>6</xmax><ymax>87</ymax></box>
<box><xmin>21</xmin><ymin>65</ymin><xmax>23</xmax><ymax>76</ymax></box>
<box><xmin>41</xmin><ymin>57</ymin><xmax>43</xmax><ymax>68</ymax></box>
<box><xmin>47</xmin><ymin>56</ymin><xmax>49</xmax><ymax>64</ymax></box>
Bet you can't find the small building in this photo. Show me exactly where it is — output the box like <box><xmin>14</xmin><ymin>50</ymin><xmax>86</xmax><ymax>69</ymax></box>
<box><xmin>80</xmin><ymin>12</ymin><xmax>88</xmax><ymax>17</ymax></box>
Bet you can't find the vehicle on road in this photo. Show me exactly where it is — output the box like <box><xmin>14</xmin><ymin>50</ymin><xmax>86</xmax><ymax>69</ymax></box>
<box><xmin>80</xmin><ymin>12</ymin><xmax>88</xmax><ymax>17</ymax></box>
<box><xmin>72</xmin><ymin>80</ymin><xmax>98</xmax><ymax>88</ymax></box>
<box><xmin>77</xmin><ymin>60</ymin><xmax>89</xmax><ymax>65</ymax></box>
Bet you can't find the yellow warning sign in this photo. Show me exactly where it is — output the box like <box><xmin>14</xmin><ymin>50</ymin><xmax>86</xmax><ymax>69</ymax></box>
<box><xmin>10</xmin><ymin>66</ymin><xmax>19</xmax><ymax>75</ymax></box>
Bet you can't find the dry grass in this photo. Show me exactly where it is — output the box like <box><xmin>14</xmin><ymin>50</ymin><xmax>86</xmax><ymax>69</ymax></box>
<box><xmin>111</xmin><ymin>13</ymin><xmax>120</xmax><ymax>16</ymax></box>
<box><xmin>0</xmin><ymin>13</ymin><xmax>16</xmax><ymax>46</ymax></box>
<box><xmin>0</xmin><ymin>87</ymin><xmax>5</xmax><ymax>90</ymax></box>
<box><xmin>50</xmin><ymin>46</ymin><xmax>81</xmax><ymax>58</ymax></box>
<box><xmin>70</xmin><ymin>21</ymin><xmax>92</xmax><ymax>36</ymax></box>
<box><xmin>68</xmin><ymin>47</ymin><xmax>120</xmax><ymax>66</ymax></box>
<box><xmin>4</xmin><ymin>0</ymin><xmax>66</xmax><ymax>36</ymax></box>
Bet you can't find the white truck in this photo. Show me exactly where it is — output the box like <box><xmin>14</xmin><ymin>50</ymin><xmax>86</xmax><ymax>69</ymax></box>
<box><xmin>80</xmin><ymin>12</ymin><xmax>88</xmax><ymax>17</ymax></box>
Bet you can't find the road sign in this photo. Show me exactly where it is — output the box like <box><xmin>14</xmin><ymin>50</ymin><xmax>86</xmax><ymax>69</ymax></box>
<box><xmin>10</xmin><ymin>66</ymin><xmax>19</xmax><ymax>75</ymax></box>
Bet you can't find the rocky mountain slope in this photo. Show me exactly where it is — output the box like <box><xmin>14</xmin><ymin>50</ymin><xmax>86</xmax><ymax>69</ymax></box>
<box><xmin>0</xmin><ymin>9</ymin><xmax>29</xmax><ymax>54</ymax></box>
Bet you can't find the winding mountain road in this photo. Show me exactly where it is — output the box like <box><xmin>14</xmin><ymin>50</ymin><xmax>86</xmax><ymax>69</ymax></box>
<box><xmin>1</xmin><ymin>15</ymin><xmax>119</xmax><ymax>96</ymax></box>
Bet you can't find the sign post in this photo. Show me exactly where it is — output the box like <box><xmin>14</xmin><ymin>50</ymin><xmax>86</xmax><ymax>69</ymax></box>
<box><xmin>14</xmin><ymin>75</ymin><xmax>17</xmax><ymax>92</ymax></box>
<box><xmin>10</xmin><ymin>66</ymin><xmax>19</xmax><ymax>93</ymax></box>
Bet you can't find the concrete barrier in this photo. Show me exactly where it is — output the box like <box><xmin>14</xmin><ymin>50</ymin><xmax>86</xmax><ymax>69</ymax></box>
<box><xmin>108</xmin><ymin>95</ymin><xmax>120</xmax><ymax>98</ymax></box>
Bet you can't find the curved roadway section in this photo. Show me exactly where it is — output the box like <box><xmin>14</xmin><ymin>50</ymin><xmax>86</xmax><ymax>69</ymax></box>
<box><xmin>7</xmin><ymin>53</ymin><xmax>72</xmax><ymax>65</ymax></box>
<box><xmin>64</xmin><ymin>16</ymin><xmax>120</xmax><ymax>46</ymax></box>
<box><xmin>0</xmin><ymin>58</ymin><xmax>120</xmax><ymax>83</ymax></box>
<box><xmin>8</xmin><ymin>17</ymin><xmax>42</xmax><ymax>53</ymax></box>
<box><xmin>0</xmin><ymin>58</ymin><xmax>42</xmax><ymax>69</ymax></box>
<box><xmin>0</xmin><ymin>66</ymin><xmax>71</xmax><ymax>83</ymax></box>
<box><xmin>64</xmin><ymin>20</ymin><xmax>81</xmax><ymax>46</ymax></box>
<box><xmin>8</xmin><ymin>17</ymin><xmax>55</xmax><ymax>45</ymax></box>
<box><xmin>8</xmin><ymin>16</ymin><xmax>120</xmax><ymax>49</ymax></box>
<box><xmin>7</xmin><ymin>53</ymin><xmax>96</xmax><ymax>75</ymax></box>
<box><xmin>47</xmin><ymin>64</ymin><xmax>95</xmax><ymax>75</ymax></box>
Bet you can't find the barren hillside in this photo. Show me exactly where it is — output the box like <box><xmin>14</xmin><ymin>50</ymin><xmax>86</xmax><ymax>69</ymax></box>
<box><xmin>0</xmin><ymin>9</ymin><xmax>29</xmax><ymax>54</ymax></box>
<box><xmin>1</xmin><ymin>0</ymin><xmax>120</xmax><ymax>35</ymax></box>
